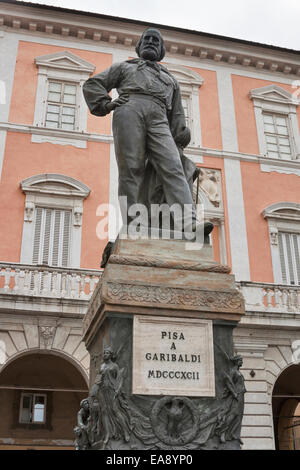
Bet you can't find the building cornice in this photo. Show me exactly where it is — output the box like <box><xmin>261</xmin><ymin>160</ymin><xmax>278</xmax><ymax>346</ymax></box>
<box><xmin>0</xmin><ymin>1</ymin><xmax>299</xmax><ymax>77</ymax></box>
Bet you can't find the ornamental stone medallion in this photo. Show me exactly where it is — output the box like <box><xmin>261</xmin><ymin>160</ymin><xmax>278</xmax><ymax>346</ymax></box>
<box><xmin>132</xmin><ymin>315</ymin><xmax>215</xmax><ymax>397</ymax></box>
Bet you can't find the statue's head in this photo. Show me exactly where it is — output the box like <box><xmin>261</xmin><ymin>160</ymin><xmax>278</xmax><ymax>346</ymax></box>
<box><xmin>136</xmin><ymin>28</ymin><xmax>166</xmax><ymax>62</ymax></box>
<box><xmin>231</xmin><ymin>355</ymin><xmax>243</xmax><ymax>367</ymax></box>
<box><xmin>74</xmin><ymin>426</ymin><xmax>82</xmax><ymax>436</ymax></box>
<box><xmin>103</xmin><ymin>346</ymin><xmax>114</xmax><ymax>361</ymax></box>
<box><xmin>80</xmin><ymin>398</ymin><xmax>89</xmax><ymax>410</ymax></box>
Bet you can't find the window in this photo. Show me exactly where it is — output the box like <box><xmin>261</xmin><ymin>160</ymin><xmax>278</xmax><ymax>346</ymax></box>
<box><xmin>250</xmin><ymin>85</ymin><xmax>300</xmax><ymax>172</ymax></box>
<box><xmin>45</xmin><ymin>81</ymin><xmax>77</xmax><ymax>130</ymax></box>
<box><xmin>33</xmin><ymin>51</ymin><xmax>95</xmax><ymax>148</ymax></box>
<box><xmin>19</xmin><ymin>393</ymin><xmax>47</xmax><ymax>424</ymax></box>
<box><xmin>263</xmin><ymin>113</ymin><xmax>292</xmax><ymax>160</ymax></box>
<box><xmin>165</xmin><ymin>64</ymin><xmax>203</xmax><ymax>148</ymax></box>
<box><xmin>263</xmin><ymin>203</ymin><xmax>300</xmax><ymax>284</ymax></box>
<box><xmin>32</xmin><ymin>207</ymin><xmax>71</xmax><ymax>267</ymax></box>
<box><xmin>20</xmin><ymin>174</ymin><xmax>90</xmax><ymax>268</ymax></box>
<box><xmin>278</xmin><ymin>232</ymin><xmax>300</xmax><ymax>285</ymax></box>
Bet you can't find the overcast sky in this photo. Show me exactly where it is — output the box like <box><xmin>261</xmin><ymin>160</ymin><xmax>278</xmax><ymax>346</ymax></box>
<box><xmin>20</xmin><ymin>0</ymin><xmax>300</xmax><ymax>50</ymax></box>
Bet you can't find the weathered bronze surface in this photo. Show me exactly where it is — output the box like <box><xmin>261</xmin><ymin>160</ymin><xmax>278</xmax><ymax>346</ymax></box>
<box><xmin>83</xmin><ymin>28</ymin><xmax>212</xmax><ymax>234</ymax></box>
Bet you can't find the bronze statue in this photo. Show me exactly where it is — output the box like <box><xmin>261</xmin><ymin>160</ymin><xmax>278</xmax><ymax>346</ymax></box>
<box><xmin>220</xmin><ymin>355</ymin><xmax>246</xmax><ymax>445</ymax></box>
<box><xmin>94</xmin><ymin>346</ymin><xmax>132</xmax><ymax>448</ymax></box>
<box><xmin>75</xmin><ymin>398</ymin><xmax>90</xmax><ymax>450</ymax></box>
<box><xmin>75</xmin><ymin>340</ymin><xmax>245</xmax><ymax>450</ymax></box>
<box><xmin>83</xmin><ymin>28</ymin><xmax>213</xmax><ymax>236</ymax></box>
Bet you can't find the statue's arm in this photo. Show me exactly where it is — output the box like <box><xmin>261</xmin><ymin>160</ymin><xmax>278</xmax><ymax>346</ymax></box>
<box><xmin>224</xmin><ymin>372</ymin><xmax>238</xmax><ymax>399</ymax></box>
<box><xmin>82</xmin><ymin>62</ymin><xmax>123</xmax><ymax>116</ymax></box>
<box><xmin>77</xmin><ymin>409</ymin><xmax>85</xmax><ymax>428</ymax></box>
<box><xmin>168</xmin><ymin>81</ymin><xmax>190</xmax><ymax>145</ymax></box>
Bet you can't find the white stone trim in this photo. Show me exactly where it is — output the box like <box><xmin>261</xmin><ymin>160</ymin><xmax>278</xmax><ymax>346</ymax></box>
<box><xmin>0</xmin><ymin>130</ymin><xmax>6</xmax><ymax>181</ymax></box>
<box><xmin>216</xmin><ymin>70</ymin><xmax>239</xmax><ymax>152</ymax></box>
<box><xmin>0</xmin><ymin>2</ymin><xmax>300</xmax><ymax>77</ymax></box>
<box><xmin>223</xmin><ymin>159</ymin><xmax>250</xmax><ymax>281</ymax></box>
<box><xmin>20</xmin><ymin>174</ymin><xmax>90</xmax><ymax>268</ymax></box>
<box><xmin>1</xmin><ymin>120</ymin><xmax>298</xmax><ymax>171</ymax></box>
<box><xmin>0</xmin><ymin>121</ymin><xmax>113</xmax><ymax>146</ymax></box>
<box><xmin>1</xmin><ymin>29</ymin><xmax>299</xmax><ymax>91</ymax></box>
<box><xmin>35</xmin><ymin>50</ymin><xmax>95</xmax><ymax>74</ymax></box>
<box><xmin>0</xmin><ymin>321</ymin><xmax>90</xmax><ymax>380</ymax></box>
<box><xmin>21</xmin><ymin>173</ymin><xmax>91</xmax><ymax>198</ymax></box>
<box><xmin>0</xmin><ymin>30</ymin><xmax>18</xmax><ymax>180</ymax></box>
<box><xmin>33</xmin><ymin>50</ymin><xmax>95</xmax><ymax>147</ymax></box>
<box><xmin>217</xmin><ymin>70</ymin><xmax>250</xmax><ymax>281</ymax></box>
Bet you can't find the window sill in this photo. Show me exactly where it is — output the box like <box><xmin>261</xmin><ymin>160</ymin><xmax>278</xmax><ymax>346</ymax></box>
<box><xmin>260</xmin><ymin>155</ymin><xmax>300</xmax><ymax>176</ymax></box>
<box><xmin>0</xmin><ymin>122</ymin><xmax>113</xmax><ymax>148</ymax></box>
<box><xmin>31</xmin><ymin>131</ymin><xmax>87</xmax><ymax>148</ymax></box>
<box><xmin>15</xmin><ymin>422</ymin><xmax>51</xmax><ymax>430</ymax></box>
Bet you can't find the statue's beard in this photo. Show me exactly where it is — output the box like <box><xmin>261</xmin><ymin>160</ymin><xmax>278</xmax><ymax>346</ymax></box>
<box><xmin>140</xmin><ymin>48</ymin><xmax>159</xmax><ymax>61</ymax></box>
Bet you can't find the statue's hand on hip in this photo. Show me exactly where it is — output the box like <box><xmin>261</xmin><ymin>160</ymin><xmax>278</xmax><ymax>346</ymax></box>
<box><xmin>105</xmin><ymin>94</ymin><xmax>129</xmax><ymax>113</ymax></box>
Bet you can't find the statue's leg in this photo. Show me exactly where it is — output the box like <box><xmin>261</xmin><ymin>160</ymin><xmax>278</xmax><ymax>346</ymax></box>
<box><xmin>146</xmin><ymin>108</ymin><xmax>196</xmax><ymax>231</ymax></box>
<box><xmin>112</xmin><ymin>102</ymin><xmax>147</xmax><ymax>225</ymax></box>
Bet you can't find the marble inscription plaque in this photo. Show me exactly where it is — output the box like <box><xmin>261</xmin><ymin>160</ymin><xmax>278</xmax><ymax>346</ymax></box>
<box><xmin>132</xmin><ymin>315</ymin><xmax>215</xmax><ymax>396</ymax></box>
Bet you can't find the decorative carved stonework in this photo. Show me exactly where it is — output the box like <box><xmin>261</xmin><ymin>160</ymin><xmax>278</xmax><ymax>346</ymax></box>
<box><xmin>39</xmin><ymin>325</ymin><xmax>56</xmax><ymax>349</ymax></box>
<box><xmin>109</xmin><ymin>254</ymin><xmax>231</xmax><ymax>273</ymax></box>
<box><xmin>150</xmin><ymin>396</ymin><xmax>199</xmax><ymax>446</ymax></box>
<box><xmin>269</xmin><ymin>227</ymin><xmax>278</xmax><ymax>245</ymax></box>
<box><xmin>194</xmin><ymin>169</ymin><xmax>221</xmax><ymax>208</ymax></box>
<box><xmin>103</xmin><ymin>282</ymin><xmax>244</xmax><ymax>313</ymax></box>
<box><xmin>91</xmin><ymin>352</ymin><xmax>101</xmax><ymax>369</ymax></box>
<box><xmin>83</xmin><ymin>281</ymin><xmax>102</xmax><ymax>336</ymax></box>
<box><xmin>24</xmin><ymin>201</ymin><xmax>34</xmax><ymax>222</ymax></box>
<box><xmin>73</xmin><ymin>206</ymin><xmax>83</xmax><ymax>227</ymax></box>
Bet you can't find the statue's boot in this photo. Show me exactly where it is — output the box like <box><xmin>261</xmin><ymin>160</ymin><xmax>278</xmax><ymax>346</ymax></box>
<box><xmin>187</xmin><ymin>220</ymin><xmax>214</xmax><ymax>244</ymax></box>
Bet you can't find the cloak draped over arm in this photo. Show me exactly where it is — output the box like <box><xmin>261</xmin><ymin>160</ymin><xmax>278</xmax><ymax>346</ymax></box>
<box><xmin>167</xmin><ymin>79</ymin><xmax>188</xmax><ymax>143</ymax></box>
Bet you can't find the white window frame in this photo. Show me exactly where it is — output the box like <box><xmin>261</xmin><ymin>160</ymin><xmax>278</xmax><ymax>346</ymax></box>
<box><xmin>263</xmin><ymin>202</ymin><xmax>300</xmax><ymax>284</ymax></box>
<box><xmin>165</xmin><ymin>64</ymin><xmax>203</xmax><ymax>148</ymax></box>
<box><xmin>250</xmin><ymin>85</ymin><xmax>300</xmax><ymax>174</ymax></box>
<box><xmin>19</xmin><ymin>392</ymin><xmax>47</xmax><ymax>424</ymax></box>
<box><xmin>20</xmin><ymin>174</ymin><xmax>90</xmax><ymax>268</ymax></box>
<box><xmin>45</xmin><ymin>80</ymin><xmax>78</xmax><ymax>131</ymax></box>
<box><xmin>262</xmin><ymin>112</ymin><xmax>293</xmax><ymax>160</ymax></box>
<box><xmin>33</xmin><ymin>51</ymin><xmax>95</xmax><ymax>148</ymax></box>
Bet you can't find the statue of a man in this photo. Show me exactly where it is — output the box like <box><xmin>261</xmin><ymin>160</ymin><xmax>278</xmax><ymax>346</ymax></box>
<box><xmin>83</xmin><ymin>28</ymin><xmax>212</xmax><ymax>235</ymax></box>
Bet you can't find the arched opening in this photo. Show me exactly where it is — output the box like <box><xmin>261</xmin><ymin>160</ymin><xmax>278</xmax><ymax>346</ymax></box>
<box><xmin>272</xmin><ymin>364</ymin><xmax>300</xmax><ymax>450</ymax></box>
<box><xmin>0</xmin><ymin>352</ymin><xmax>89</xmax><ymax>450</ymax></box>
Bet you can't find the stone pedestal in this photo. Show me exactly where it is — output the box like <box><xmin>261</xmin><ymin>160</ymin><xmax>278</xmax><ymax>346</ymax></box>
<box><xmin>79</xmin><ymin>237</ymin><xmax>245</xmax><ymax>450</ymax></box>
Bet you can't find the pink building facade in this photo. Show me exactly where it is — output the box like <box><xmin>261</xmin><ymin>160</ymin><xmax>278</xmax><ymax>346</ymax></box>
<box><xmin>0</xmin><ymin>0</ymin><xmax>300</xmax><ymax>449</ymax></box>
